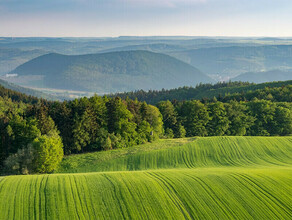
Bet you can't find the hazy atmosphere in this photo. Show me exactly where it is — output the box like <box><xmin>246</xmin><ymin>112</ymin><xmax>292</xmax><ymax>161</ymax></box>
<box><xmin>1</xmin><ymin>0</ymin><xmax>292</xmax><ymax>37</ymax></box>
<box><xmin>1</xmin><ymin>1</ymin><xmax>292</xmax><ymax>219</ymax></box>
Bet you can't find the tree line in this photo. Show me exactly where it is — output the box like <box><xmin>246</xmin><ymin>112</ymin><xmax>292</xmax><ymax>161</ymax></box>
<box><xmin>158</xmin><ymin>99</ymin><xmax>292</xmax><ymax>138</ymax></box>
<box><xmin>112</xmin><ymin>81</ymin><xmax>292</xmax><ymax>104</ymax></box>
<box><xmin>0</xmin><ymin>95</ymin><xmax>163</xmax><ymax>175</ymax></box>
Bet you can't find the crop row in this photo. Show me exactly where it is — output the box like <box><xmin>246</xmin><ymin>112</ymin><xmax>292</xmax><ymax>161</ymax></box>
<box><xmin>57</xmin><ymin>136</ymin><xmax>292</xmax><ymax>173</ymax></box>
<box><xmin>1</xmin><ymin>167</ymin><xmax>292</xmax><ymax>219</ymax></box>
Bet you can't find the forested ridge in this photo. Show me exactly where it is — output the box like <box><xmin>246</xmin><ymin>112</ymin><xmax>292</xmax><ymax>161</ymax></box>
<box><xmin>0</xmin><ymin>81</ymin><xmax>292</xmax><ymax>175</ymax></box>
<box><xmin>112</xmin><ymin>80</ymin><xmax>292</xmax><ymax>104</ymax></box>
<box><xmin>11</xmin><ymin>50</ymin><xmax>213</xmax><ymax>92</ymax></box>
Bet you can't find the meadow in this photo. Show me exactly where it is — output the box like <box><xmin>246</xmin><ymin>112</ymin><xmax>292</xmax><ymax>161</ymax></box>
<box><xmin>0</xmin><ymin>136</ymin><xmax>292</xmax><ymax>219</ymax></box>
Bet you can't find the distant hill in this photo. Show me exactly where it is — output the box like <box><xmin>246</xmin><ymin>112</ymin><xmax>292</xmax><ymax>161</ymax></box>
<box><xmin>99</xmin><ymin>43</ymin><xmax>187</xmax><ymax>53</ymax></box>
<box><xmin>11</xmin><ymin>50</ymin><xmax>213</xmax><ymax>93</ymax></box>
<box><xmin>0</xmin><ymin>78</ymin><xmax>60</xmax><ymax>101</ymax></box>
<box><xmin>0</xmin><ymin>48</ymin><xmax>46</xmax><ymax>75</ymax></box>
<box><xmin>170</xmin><ymin>45</ymin><xmax>292</xmax><ymax>80</ymax></box>
<box><xmin>232</xmin><ymin>70</ymin><xmax>292</xmax><ymax>83</ymax></box>
<box><xmin>112</xmin><ymin>80</ymin><xmax>292</xmax><ymax>104</ymax></box>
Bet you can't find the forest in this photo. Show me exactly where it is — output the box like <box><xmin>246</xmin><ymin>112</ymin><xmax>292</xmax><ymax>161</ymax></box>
<box><xmin>0</xmin><ymin>81</ymin><xmax>292</xmax><ymax>175</ymax></box>
<box><xmin>113</xmin><ymin>80</ymin><xmax>292</xmax><ymax>104</ymax></box>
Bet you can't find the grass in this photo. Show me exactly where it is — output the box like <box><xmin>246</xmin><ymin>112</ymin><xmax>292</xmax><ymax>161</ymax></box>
<box><xmin>57</xmin><ymin>136</ymin><xmax>292</xmax><ymax>173</ymax></box>
<box><xmin>0</xmin><ymin>136</ymin><xmax>292</xmax><ymax>219</ymax></box>
<box><xmin>1</xmin><ymin>168</ymin><xmax>292</xmax><ymax>219</ymax></box>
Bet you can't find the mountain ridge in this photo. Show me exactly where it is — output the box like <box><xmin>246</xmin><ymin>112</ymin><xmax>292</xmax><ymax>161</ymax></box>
<box><xmin>11</xmin><ymin>50</ymin><xmax>214</xmax><ymax>93</ymax></box>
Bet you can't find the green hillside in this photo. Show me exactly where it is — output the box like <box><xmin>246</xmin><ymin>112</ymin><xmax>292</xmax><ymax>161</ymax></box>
<box><xmin>11</xmin><ymin>50</ymin><xmax>213</xmax><ymax>93</ymax></box>
<box><xmin>57</xmin><ymin>136</ymin><xmax>292</xmax><ymax>173</ymax></box>
<box><xmin>1</xmin><ymin>167</ymin><xmax>291</xmax><ymax>219</ymax></box>
<box><xmin>1</xmin><ymin>136</ymin><xmax>292</xmax><ymax>219</ymax></box>
<box><xmin>232</xmin><ymin>69</ymin><xmax>292</xmax><ymax>83</ymax></box>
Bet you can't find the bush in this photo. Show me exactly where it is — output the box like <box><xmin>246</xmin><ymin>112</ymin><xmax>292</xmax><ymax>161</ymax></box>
<box><xmin>32</xmin><ymin>130</ymin><xmax>64</xmax><ymax>173</ymax></box>
<box><xmin>4</xmin><ymin>145</ymin><xmax>35</xmax><ymax>175</ymax></box>
<box><xmin>165</xmin><ymin>128</ymin><xmax>174</xmax><ymax>138</ymax></box>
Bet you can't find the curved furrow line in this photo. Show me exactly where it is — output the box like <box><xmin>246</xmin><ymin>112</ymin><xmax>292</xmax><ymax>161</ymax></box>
<box><xmin>68</xmin><ymin>175</ymin><xmax>84</xmax><ymax>220</ymax></box>
<box><xmin>11</xmin><ymin>177</ymin><xmax>24</xmax><ymax>220</ymax></box>
<box><xmin>230</xmin><ymin>173</ymin><xmax>290</xmax><ymax>219</ymax></box>
<box><xmin>101</xmin><ymin>174</ymin><xmax>130</xmax><ymax>219</ymax></box>
<box><xmin>118</xmin><ymin>175</ymin><xmax>151</xmax><ymax>218</ymax></box>
<box><xmin>145</xmin><ymin>171</ymin><xmax>193</xmax><ymax>220</ymax></box>
<box><xmin>183</xmin><ymin>173</ymin><xmax>236</xmax><ymax>219</ymax></box>
<box><xmin>152</xmin><ymin>171</ymin><xmax>213</xmax><ymax>219</ymax></box>
<box><xmin>36</xmin><ymin>175</ymin><xmax>47</xmax><ymax>220</ymax></box>
<box><xmin>239</xmin><ymin>173</ymin><xmax>292</xmax><ymax>217</ymax></box>
<box><xmin>56</xmin><ymin>175</ymin><xmax>70</xmax><ymax>219</ymax></box>
<box><xmin>78</xmin><ymin>175</ymin><xmax>96</xmax><ymax>219</ymax></box>
<box><xmin>72</xmin><ymin>175</ymin><xmax>91</xmax><ymax>219</ymax></box>
<box><xmin>82</xmin><ymin>175</ymin><xmax>98</xmax><ymax>219</ymax></box>
<box><xmin>85</xmin><ymin>174</ymin><xmax>119</xmax><ymax>219</ymax></box>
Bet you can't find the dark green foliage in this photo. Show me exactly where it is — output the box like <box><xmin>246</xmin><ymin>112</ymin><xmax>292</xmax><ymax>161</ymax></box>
<box><xmin>225</xmin><ymin>101</ymin><xmax>255</xmax><ymax>136</ymax></box>
<box><xmin>222</xmin><ymin>84</ymin><xmax>292</xmax><ymax>102</ymax></box>
<box><xmin>165</xmin><ymin>128</ymin><xmax>174</xmax><ymax>138</ymax></box>
<box><xmin>0</xmin><ymin>82</ymin><xmax>45</xmax><ymax>104</ymax></box>
<box><xmin>4</xmin><ymin>145</ymin><xmax>35</xmax><ymax>175</ymax></box>
<box><xmin>113</xmin><ymin>80</ymin><xmax>292</xmax><ymax>105</ymax></box>
<box><xmin>207</xmin><ymin>102</ymin><xmax>230</xmax><ymax>136</ymax></box>
<box><xmin>158</xmin><ymin>101</ymin><xmax>178</xmax><ymax>137</ymax></box>
<box><xmin>177</xmin><ymin>100</ymin><xmax>210</xmax><ymax>137</ymax></box>
<box><xmin>46</xmin><ymin>96</ymin><xmax>163</xmax><ymax>154</ymax></box>
<box><xmin>272</xmin><ymin>106</ymin><xmax>292</xmax><ymax>135</ymax></box>
<box><xmin>175</xmin><ymin>124</ymin><xmax>186</xmax><ymax>138</ymax></box>
<box><xmin>160</xmin><ymin>99</ymin><xmax>292</xmax><ymax>138</ymax></box>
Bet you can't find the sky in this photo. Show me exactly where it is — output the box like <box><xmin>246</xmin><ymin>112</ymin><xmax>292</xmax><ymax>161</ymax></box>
<box><xmin>1</xmin><ymin>0</ymin><xmax>292</xmax><ymax>37</ymax></box>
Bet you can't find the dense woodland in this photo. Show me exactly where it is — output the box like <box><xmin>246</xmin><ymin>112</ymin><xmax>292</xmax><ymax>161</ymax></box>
<box><xmin>113</xmin><ymin>81</ymin><xmax>292</xmax><ymax>104</ymax></box>
<box><xmin>0</xmin><ymin>81</ymin><xmax>292</xmax><ymax>175</ymax></box>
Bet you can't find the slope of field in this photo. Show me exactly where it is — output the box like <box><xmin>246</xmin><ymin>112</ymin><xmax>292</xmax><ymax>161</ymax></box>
<box><xmin>0</xmin><ymin>168</ymin><xmax>292</xmax><ymax>219</ymax></box>
<box><xmin>11</xmin><ymin>50</ymin><xmax>213</xmax><ymax>93</ymax></box>
<box><xmin>57</xmin><ymin>136</ymin><xmax>292</xmax><ymax>173</ymax></box>
<box><xmin>1</xmin><ymin>136</ymin><xmax>292</xmax><ymax>219</ymax></box>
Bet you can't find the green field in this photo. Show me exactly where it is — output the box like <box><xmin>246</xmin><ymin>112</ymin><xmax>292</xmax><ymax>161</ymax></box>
<box><xmin>57</xmin><ymin>136</ymin><xmax>292</xmax><ymax>173</ymax></box>
<box><xmin>1</xmin><ymin>136</ymin><xmax>292</xmax><ymax>219</ymax></box>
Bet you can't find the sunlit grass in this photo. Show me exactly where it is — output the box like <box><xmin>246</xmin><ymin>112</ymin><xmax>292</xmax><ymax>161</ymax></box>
<box><xmin>1</xmin><ymin>136</ymin><xmax>292</xmax><ymax>219</ymax></box>
<box><xmin>57</xmin><ymin>136</ymin><xmax>292</xmax><ymax>173</ymax></box>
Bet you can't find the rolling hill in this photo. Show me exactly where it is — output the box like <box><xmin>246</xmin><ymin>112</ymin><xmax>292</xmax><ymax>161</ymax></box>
<box><xmin>232</xmin><ymin>69</ymin><xmax>292</xmax><ymax>83</ymax></box>
<box><xmin>56</xmin><ymin>136</ymin><xmax>292</xmax><ymax>173</ymax></box>
<box><xmin>0</xmin><ymin>48</ymin><xmax>46</xmax><ymax>75</ymax></box>
<box><xmin>98</xmin><ymin>43</ymin><xmax>187</xmax><ymax>53</ymax></box>
<box><xmin>1</xmin><ymin>136</ymin><xmax>292</xmax><ymax>219</ymax></box>
<box><xmin>10</xmin><ymin>50</ymin><xmax>213</xmax><ymax>93</ymax></box>
<box><xmin>170</xmin><ymin>45</ymin><xmax>292</xmax><ymax>80</ymax></box>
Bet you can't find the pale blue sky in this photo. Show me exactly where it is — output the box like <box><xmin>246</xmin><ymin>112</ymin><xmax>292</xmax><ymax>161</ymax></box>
<box><xmin>1</xmin><ymin>0</ymin><xmax>292</xmax><ymax>37</ymax></box>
